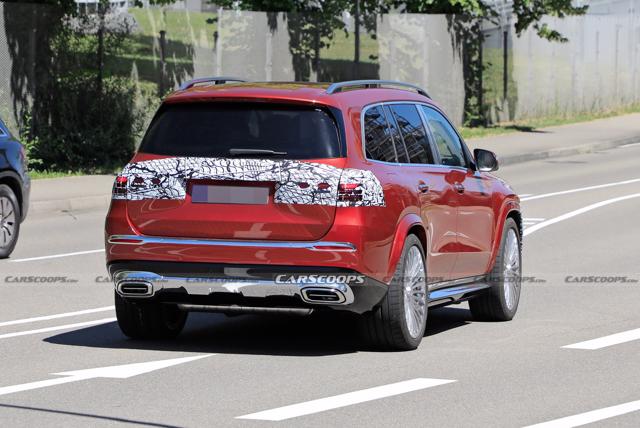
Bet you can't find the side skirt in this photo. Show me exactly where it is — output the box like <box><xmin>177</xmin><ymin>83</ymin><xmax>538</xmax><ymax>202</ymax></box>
<box><xmin>428</xmin><ymin>276</ymin><xmax>490</xmax><ymax>308</ymax></box>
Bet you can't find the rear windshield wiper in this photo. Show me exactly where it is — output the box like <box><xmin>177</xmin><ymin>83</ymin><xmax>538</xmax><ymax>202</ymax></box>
<box><xmin>229</xmin><ymin>148</ymin><xmax>288</xmax><ymax>157</ymax></box>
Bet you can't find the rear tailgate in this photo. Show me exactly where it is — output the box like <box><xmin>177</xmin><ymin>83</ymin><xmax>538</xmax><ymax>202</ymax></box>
<box><xmin>122</xmin><ymin>156</ymin><xmax>346</xmax><ymax>240</ymax></box>
<box><xmin>120</xmin><ymin>101</ymin><xmax>346</xmax><ymax>241</ymax></box>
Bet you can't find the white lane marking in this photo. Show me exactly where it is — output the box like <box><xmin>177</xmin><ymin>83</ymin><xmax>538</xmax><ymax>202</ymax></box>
<box><xmin>523</xmin><ymin>218</ymin><xmax>546</xmax><ymax>227</ymax></box>
<box><xmin>0</xmin><ymin>355</ymin><xmax>212</xmax><ymax>397</ymax></box>
<box><xmin>0</xmin><ymin>318</ymin><xmax>116</xmax><ymax>340</ymax></box>
<box><xmin>523</xmin><ymin>193</ymin><xmax>640</xmax><ymax>237</ymax></box>
<box><xmin>236</xmin><ymin>378</ymin><xmax>456</xmax><ymax>421</ymax></box>
<box><xmin>0</xmin><ymin>306</ymin><xmax>114</xmax><ymax>328</ymax></box>
<box><xmin>563</xmin><ymin>327</ymin><xmax>640</xmax><ymax>350</ymax></box>
<box><xmin>10</xmin><ymin>249</ymin><xmax>105</xmax><ymax>263</ymax></box>
<box><xmin>519</xmin><ymin>193</ymin><xmax>533</xmax><ymax>198</ymax></box>
<box><xmin>521</xmin><ymin>178</ymin><xmax>640</xmax><ymax>202</ymax></box>
<box><xmin>620</xmin><ymin>142</ymin><xmax>640</xmax><ymax>148</ymax></box>
<box><xmin>523</xmin><ymin>399</ymin><xmax>640</xmax><ymax>428</ymax></box>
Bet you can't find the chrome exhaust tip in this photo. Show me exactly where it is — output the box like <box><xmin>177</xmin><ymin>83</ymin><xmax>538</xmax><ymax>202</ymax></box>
<box><xmin>116</xmin><ymin>281</ymin><xmax>153</xmax><ymax>297</ymax></box>
<box><xmin>301</xmin><ymin>287</ymin><xmax>347</xmax><ymax>304</ymax></box>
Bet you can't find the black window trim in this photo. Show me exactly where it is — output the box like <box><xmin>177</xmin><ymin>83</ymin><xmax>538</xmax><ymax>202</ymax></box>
<box><xmin>361</xmin><ymin>101</ymin><xmax>471</xmax><ymax>170</ymax></box>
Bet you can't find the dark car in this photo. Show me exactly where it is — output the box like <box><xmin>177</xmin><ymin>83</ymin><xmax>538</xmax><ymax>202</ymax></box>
<box><xmin>105</xmin><ymin>79</ymin><xmax>522</xmax><ymax>350</ymax></box>
<box><xmin>0</xmin><ymin>117</ymin><xmax>30</xmax><ymax>258</ymax></box>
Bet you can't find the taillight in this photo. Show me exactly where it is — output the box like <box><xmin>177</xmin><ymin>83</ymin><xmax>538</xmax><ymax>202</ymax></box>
<box><xmin>18</xmin><ymin>144</ymin><xmax>26</xmax><ymax>167</ymax></box>
<box><xmin>113</xmin><ymin>175</ymin><xmax>127</xmax><ymax>199</ymax></box>
<box><xmin>338</xmin><ymin>182</ymin><xmax>363</xmax><ymax>203</ymax></box>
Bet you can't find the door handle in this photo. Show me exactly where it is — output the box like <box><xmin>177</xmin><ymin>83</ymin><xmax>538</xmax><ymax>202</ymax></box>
<box><xmin>454</xmin><ymin>183</ymin><xmax>465</xmax><ymax>194</ymax></box>
<box><xmin>417</xmin><ymin>183</ymin><xmax>430</xmax><ymax>193</ymax></box>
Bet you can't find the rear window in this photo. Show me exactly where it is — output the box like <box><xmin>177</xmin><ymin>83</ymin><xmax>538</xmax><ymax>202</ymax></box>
<box><xmin>140</xmin><ymin>103</ymin><xmax>342</xmax><ymax>159</ymax></box>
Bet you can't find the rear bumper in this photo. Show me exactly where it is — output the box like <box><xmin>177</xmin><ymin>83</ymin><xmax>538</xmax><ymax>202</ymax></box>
<box><xmin>108</xmin><ymin>260</ymin><xmax>387</xmax><ymax>314</ymax></box>
<box><xmin>20</xmin><ymin>174</ymin><xmax>30</xmax><ymax>222</ymax></box>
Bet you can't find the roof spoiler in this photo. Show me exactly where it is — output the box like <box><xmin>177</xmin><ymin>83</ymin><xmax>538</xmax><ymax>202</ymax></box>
<box><xmin>179</xmin><ymin>77</ymin><xmax>247</xmax><ymax>91</ymax></box>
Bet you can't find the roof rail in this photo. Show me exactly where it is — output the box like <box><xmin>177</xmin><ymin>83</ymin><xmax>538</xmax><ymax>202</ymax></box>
<box><xmin>326</xmin><ymin>80</ymin><xmax>430</xmax><ymax>98</ymax></box>
<box><xmin>179</xmin><ymin>77</ymin><xmax>247</xmax><ymax>91</ymax></box>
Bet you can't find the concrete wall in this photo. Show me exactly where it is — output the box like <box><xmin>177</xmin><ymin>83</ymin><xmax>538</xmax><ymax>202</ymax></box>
<box><xmin>210</xmin><ymin>11</ymin><xmax>465</xmax><ymax>124</ymax></box>
<box><xmin>484</xmin><ymin>13</ymin><xmax>640</xmax><ymax>122</ymax></box>
<box><xmin>376</xmin><ymin>14</ymin><xmax>465</xmax><ymax>125</ymax></box>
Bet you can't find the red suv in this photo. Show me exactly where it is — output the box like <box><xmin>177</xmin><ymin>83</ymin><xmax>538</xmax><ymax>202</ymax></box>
<box><xmin>105</xmin><ymin>79</ymin><xmax>522</xmax><ymax>350</ymax></box>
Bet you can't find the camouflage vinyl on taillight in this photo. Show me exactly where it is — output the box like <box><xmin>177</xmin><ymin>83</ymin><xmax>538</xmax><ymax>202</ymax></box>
<box><xmin>112</xmin><ymin>175</ymin><xmax>127</xmax><ymax>199</ymax></box>
<box><xmin>337</xmin><ymin>183</ymin><xmax>363</xmax><ymax>203</ymax></box>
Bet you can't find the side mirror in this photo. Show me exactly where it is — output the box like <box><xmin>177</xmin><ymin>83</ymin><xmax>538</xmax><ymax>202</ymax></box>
<box><xmin>474</xmin><ymin>148</ymin><xmax>499</xmax><ymax>172</ymax></box>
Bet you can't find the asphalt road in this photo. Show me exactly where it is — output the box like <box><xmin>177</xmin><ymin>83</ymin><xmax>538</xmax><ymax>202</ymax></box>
<box><xmin>1</xmin><ymin>143</ymin><xmax>640</xmax><ymax>427</ymax></box>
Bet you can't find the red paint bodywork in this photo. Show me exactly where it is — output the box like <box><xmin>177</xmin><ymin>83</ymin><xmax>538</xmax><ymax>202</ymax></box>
<box><xmin>105</xmin><ymin>83</ymin><xmax>520</xmax><ymax>285</ymax></box>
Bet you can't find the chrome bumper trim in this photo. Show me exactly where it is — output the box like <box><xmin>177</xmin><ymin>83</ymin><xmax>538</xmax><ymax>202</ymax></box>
<box><xmin>113</xmin><ymin>271</ymin><xmax>355</xmax><ymax>305</ymax></box>
<box><xmin>107</xmin><ymin>234</ymin><xmax>356</xmax><ymax>252</ymax></box>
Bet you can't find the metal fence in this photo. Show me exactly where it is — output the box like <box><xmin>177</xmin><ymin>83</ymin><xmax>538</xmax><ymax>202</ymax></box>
<box><xmin>1</xmin><ymin>1</ymin><xmax>640</xmax><ymax>137</ymax></box>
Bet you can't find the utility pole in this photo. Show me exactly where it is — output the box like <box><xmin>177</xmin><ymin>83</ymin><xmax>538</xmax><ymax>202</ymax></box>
<box><xmin>354</xmin><ymin>0</ymin><xmax>360</xmax><ymax>79</ymax></box>
<box><xmin>96</xmin><ymin>0</ymin><xmax>108</xmax><ymax>98</ymax></box>
<box><xmin>159</xmin><ymin>30</ymin><xmax>167</xmax><ymax>97</ymax></box>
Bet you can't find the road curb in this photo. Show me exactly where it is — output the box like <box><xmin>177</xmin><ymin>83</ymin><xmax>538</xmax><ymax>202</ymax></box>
<box><xmin>27</xmin><ymin>135</ymin><xmax>640</xmax><ymax>216</ymax></box>
<box><xmin>29</xmin><ymin>195</ymin><xmax>111</xmax><ymax>216</ymax></box>
<box><xmin>498</xmin><ymin>135</ymin><xmax>640</xmax><ymax>166</ymax></box>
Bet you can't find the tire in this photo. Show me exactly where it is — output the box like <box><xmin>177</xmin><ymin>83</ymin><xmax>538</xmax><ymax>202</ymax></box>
<box><xmin>0</xmin><ymin>184</ymin><xmax>20</xmax><ymax>259</ymax></box>
<box><xmin>115</xmin><ymin>291</ymin><xmax>188</xmax><ymax>339</ymax></box>
<box><xmin>362</xmin><ymin>234</ymin><xmax>428</xmax><ymax>351</ymax></box>
<box><xmin>469</xmin><ymin>218</ymin><xmax>522</xmax><ymax>321</ymax></box>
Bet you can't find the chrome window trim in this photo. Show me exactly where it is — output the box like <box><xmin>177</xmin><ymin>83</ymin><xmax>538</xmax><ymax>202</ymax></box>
<box><xmin>0</xmin><ymin>127</ymin><xmax>6</xmax><ymax>137</ymax></box>
<box><xmin>108</xmin><ymin>234</ymin><xmax>357</xmax><ymax>252</ymax></box>
<box><xmin>361</xmin><ymin>101</ymin><xmax>472</xmax><ymax>170</ymax></box>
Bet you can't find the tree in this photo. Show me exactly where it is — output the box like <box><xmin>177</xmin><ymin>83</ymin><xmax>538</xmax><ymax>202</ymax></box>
<box><xmin>221</xmin><ymin>0</ymin><xmax>587</xmax><ymax>43</ymax></box>
<box><xmin>393</xmin><ymin>0</ymin><xmax>588</xmax><ymax>42</ymax></box>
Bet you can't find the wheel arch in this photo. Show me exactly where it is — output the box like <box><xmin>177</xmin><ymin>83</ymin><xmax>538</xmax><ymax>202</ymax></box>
<box><xmin>507</xmin><ymin>209</ymin><xmax>523</xmax><ymax>238</ymax></box>
<box><xmin>488</xmin><ymin>199</ymin><xmax>521</xmax><ymax>272</ymax></box>
<box><xmin>0</xmin><ymin>171</ymin><xmax>23</xmax><ymax>218</ymax></box>
<box><xmin>385</xmin><ymin>213</ymin><xmax>428</xmax><ymax>284</ymax></box>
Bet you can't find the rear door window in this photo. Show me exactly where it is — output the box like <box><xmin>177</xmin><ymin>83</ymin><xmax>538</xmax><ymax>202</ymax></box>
<box><xmin>363</xmin><ymin>105</ymin><xmax>397</xmax><ymax>163</ymax></box>
<box><xmin>140</xmin><ymin>103</ymin><xmax>342</xmax><ymax>159</ymax></box>
<box><xmin>388</xmin><ymin>104</ymin><xmax>435</xmax><ymax>164</ymax></box>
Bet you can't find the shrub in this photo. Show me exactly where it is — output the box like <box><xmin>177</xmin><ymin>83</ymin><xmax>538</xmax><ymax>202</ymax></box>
<box><xmin>24</xmin><ymin>74</ymin><xmax>145</xmax><ymax>173</ymax></box>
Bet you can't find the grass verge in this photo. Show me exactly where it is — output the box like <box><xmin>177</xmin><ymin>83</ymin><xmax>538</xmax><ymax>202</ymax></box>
<box><xmin>29</xmin><ymin>171</ymin><xmax>116</xmax><ymax>180</ymax></box>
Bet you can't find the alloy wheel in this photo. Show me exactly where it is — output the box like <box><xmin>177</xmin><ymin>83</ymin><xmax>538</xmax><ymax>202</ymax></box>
<box><xmin>0</xmin><ymin>196</ymin><xmax>16</xmax><ymax>249</ymax></box>
<box><xmin>503</xmin><ymin>229</ymin><xmax>521</xmax><ymax>311</ymax></box>
<box><xmin>403</xmin><ymin>246</ymin><xmax>427</xmax><ymax>339</ymax></box>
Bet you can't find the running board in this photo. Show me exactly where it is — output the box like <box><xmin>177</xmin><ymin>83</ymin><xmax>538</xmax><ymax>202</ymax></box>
<box><xmin>428</xmin><ymin>280</ymin><xmax>490</xmax><ymax>307</ymax></box>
